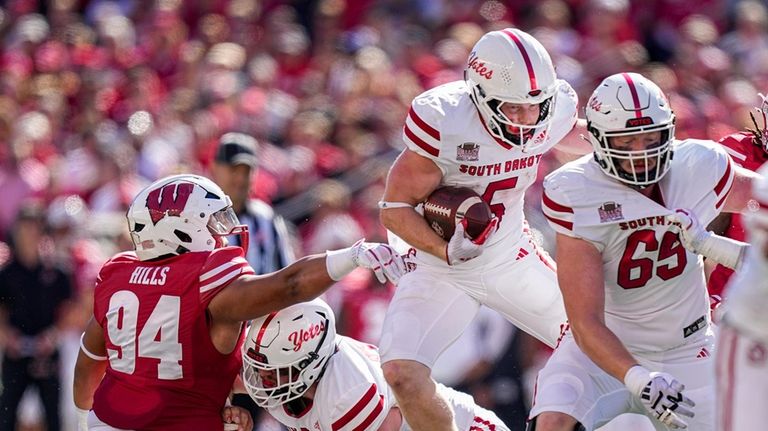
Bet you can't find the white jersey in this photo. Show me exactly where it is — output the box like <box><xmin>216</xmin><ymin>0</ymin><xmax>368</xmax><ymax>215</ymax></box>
<box><xmin>266</xmin><ymin>336</ymin><xmax>507</xmax><ymax>431</ymax></box>
<box><xmin>724</xmin><ymin>163</ymin><xmax>768</xmax><ymax>341</ymax></box>
<box><xmin>542</xmin><ymin>139</ymin><xmax>734</xmax><ymax>353</ymax></box>
<box><xmin>392</xmin><ymin>79</ymin><xmax>578</xmax><ymax>269</ymax></box>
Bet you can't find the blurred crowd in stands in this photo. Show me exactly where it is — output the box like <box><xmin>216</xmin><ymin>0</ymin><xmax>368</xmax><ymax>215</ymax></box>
<box><xmin>1</xmin><ymin>0</ymin><xmax>767</xmax><ymax>429</ymax></box>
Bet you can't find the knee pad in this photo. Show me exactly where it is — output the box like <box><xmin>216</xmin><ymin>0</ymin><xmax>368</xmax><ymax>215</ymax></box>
<box><xmin>526</xmin><ymin>415</ymin><xmax>586</xmax><ymax>431</ymax></box>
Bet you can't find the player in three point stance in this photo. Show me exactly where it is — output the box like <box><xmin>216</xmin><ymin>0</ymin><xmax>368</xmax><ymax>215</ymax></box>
<box><xmin>73</xmin><ymin>174</ymin><xmax>406</xmax><ymax>431</ymax></box>
<box><xmin>240</xmin><ymin>298</ymin><xmax>509</xmax><ymax>431</ymax></box>
<box><xmin>529</xmin><ymin>72</ymin><xmax>758</xmax><ymax>431</ymax></box>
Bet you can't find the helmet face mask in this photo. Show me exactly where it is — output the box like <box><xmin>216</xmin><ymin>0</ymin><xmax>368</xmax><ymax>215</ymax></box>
<box><xmin>586</xmin><ymin>73</ymin><xmax>676</xmax><ymax>188</ymax></box>
<box><xmin>242</xmin><ymin>299</ymin><xmax>336</xmax><ymax>408</ymax></box>
<box><xmin>749</xmin><ymin>92</ymin><xmax>768</xmax><ymax>153</ymax></box>
<box><xmin>127</xmin><ymin>174</ymin><xmax>248</xmax><ymax>261</ymax></box>
<box><xmin>465</xmin><ymin>28</ymin><xmax>558</xmax><ymax>152</ymax></box>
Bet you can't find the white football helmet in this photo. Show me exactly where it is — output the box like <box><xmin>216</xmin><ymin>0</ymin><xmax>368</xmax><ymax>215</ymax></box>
<box><xmin>465</xmin><ymin>28</ymin><xmax>558</xmax><ymax>152</ymax></box>
<box><xmin>585</xmin><ymin>72</ymin><xmax>676</xmax><ymax>188</ymax></box>
<box><xmin>241</xmin><ymin>299</ymin><xmax>336</xmax><ymax>408</ymax></box>
<box><xmin>127</xmin><ymin>174</ymin><xmax>247</xmax><ymax>261</ymax></box>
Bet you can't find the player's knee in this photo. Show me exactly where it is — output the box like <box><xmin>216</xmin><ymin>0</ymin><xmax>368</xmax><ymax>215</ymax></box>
<box><xmin>527</xmin><ymin>412</ymin><xmax>583</xmax><ymax>431</ymax></box>
<box><xmin>382</xmin><ymin>360</ymin><xmax>430</xmax><ymax>396</ymax></box>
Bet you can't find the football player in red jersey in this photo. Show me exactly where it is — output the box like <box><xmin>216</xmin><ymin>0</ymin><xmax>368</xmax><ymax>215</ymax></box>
<box><xmin>707</xmin><ymin>94</ymin><xmax>768</xmax><ymax>303</ymax></box>
<box><xmin>73</xmin><ymin>174</ymin><xmax>406</xmax><ymax>431</ymax></box>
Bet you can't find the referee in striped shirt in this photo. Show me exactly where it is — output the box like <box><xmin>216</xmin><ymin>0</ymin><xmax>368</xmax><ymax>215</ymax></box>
<box><xmin>211</xmin><ymin>132</ymin><xmax>296</xmax><ymax>429</ymax></box>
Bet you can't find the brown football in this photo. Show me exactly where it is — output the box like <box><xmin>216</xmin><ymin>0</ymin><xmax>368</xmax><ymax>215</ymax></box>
<box><xmin>423</xmin><ymin>186</ymin><xmax>493</xmax><ymax>240</ymax></box>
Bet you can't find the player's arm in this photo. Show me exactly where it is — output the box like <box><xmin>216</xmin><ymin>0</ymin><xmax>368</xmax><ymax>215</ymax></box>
<box><xmin>553</xmin><ymin>118</ymin><xmax>592</xmax><ymax>157</ymax></box>
<box><xmin>209</xmin><ymin>244</ymin><xmax>404</xmax><ymax>323</ymax></box>
<box><xmin>722</xmin><ymin>164</ymin><xmax>762</xmax><ymax>213</ymax></box>
<box><xmin>555</xmin><ymin>233</ymin><xmax>637</xmax><ymax>381</ymax></box>
<box><xmin>377</xmin><ymin>407</ymin><xmax>404</xmax><ymax>431</ymax></box>
<box><xmin>73</xmin><ymin>316</ymin><xmax>108</xmax><ymax>429</ymax></box>
<box><xmin>379</xmin><ymin>148</ymin><xmax>446</xmax><ymax>259</ymax></box>
<box><xmin>557</xmin><ymin>233</ymin><xmax>694</xmax><ymax>427</ymax></box>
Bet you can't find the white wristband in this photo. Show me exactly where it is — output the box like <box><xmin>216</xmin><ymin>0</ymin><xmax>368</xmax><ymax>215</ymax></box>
<box><xmin>325</xmin><ymin>247</ymin><xmax>357</xmax><ymax>281</ymax></box>
<box><xmin>696</xmin><ymin>232</ymin><xmax>748</xmax><ymax>269</ymax></box>
<box><xmin>378</xmin><ymin>201</ymin><xmax>414</xmax><ymax>209</ymax></box>
<box><xmin>80</xmin><ymin>333</ymin><xmax>108</xmax><ymax>361</ymax></box>
<box><xmin>624</xmin><ymin>365</ymin><xmax>651</xmax><ymax>397</ymax></box>
<box><xmin>75</xmin><ymin>406</ymin><xmax>89</xmax><ymax>431</ymax></box>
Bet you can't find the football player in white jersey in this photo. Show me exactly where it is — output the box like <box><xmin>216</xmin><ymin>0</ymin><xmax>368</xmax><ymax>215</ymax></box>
<box><xmin>530</xmin><ymin>72</ymin><xmax>759</xmax><ymax>431</ymax></box>
<box><xmin>240</xmin><ymin>298</ymin><xmax>509</xmax><ymax>431</ymax></box>
<box><xmin>714</xmin><ymin>163</ymin><xmax>768</xmax><ymax>431</ymax></box>
<box><xmin>378</xmin><ymin>28</ymin><xmax>586</xmax><ymax>431</ymax></box>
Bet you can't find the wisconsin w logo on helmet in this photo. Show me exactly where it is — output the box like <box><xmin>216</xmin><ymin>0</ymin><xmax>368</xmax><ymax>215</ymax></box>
<box><xmin>146</xmin><ymin>182</ymin><xmax>194</xmax><ymax>224</ymax></box>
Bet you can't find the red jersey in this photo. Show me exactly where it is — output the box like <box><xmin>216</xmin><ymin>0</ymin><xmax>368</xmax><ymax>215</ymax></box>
<box><xmin>91</xmin><ymin>247</ymin><xmax>254</xmax><ymax>431</ymax></box>
<box><xmin>709</xmin><ymin>132</ymin><xmax>768</xmax><ymax>296</ymax></box>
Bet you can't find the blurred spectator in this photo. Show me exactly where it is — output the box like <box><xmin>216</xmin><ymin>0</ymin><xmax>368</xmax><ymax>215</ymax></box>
<box><xmin>210</xmin><ymin>132</ymin><xmax>295</xmax><ymax>274</ymax></box>
<box><xmin>0</xmin><ymin>201</ymin><xmax>73</xmax><ymax>431</ymax></box>
<box><xmin>210</xmin><ymin>132</ymin><xmax>296</xmax><ymax>431</ymax></box>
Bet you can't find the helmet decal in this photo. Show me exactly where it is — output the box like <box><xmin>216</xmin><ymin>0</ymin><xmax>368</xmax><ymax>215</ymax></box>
<box><xmin>146</xmin><ymin>182</ymin><xmax>194</xmax><ymax>225</ymax></box>
<box><xmin>241</xmin><ymin>299</ymin><xmax>337</xmax><ymax>408</ymax></box>
<box><xmin>467</xmin><ymin>52</ymin><xmax>493</xmax><ymax>80</ymax></box>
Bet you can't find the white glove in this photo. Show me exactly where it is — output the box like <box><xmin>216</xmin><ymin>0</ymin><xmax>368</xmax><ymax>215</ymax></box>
<box><xmin>624</xmin><ymin>365</ymin><xmax>695</xmax><ymax>429</ymax></box>
<box><xmin>667</xmin><ymin>208</ymin><xmax>747</xmax><ymax>269</ymax></box>
<box><xmin>445</xmin><ymin>218</ymin><xmax>498</xmax><ymax>266</ymax></box>
<box><xmin>326</xmin><ymin>240</ymin><xmax>407</xmax><ymax>284</ymax></box>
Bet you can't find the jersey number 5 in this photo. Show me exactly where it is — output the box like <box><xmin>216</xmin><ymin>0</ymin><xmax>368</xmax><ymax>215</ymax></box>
<box><xmin>618</xmin><ymin>230</ymin><xmax>687</xmax><ymax>289</ymax></box>
<box><xmin>105</xmin><ymin>291</ymin><xmax>183</xmax><ymax>380</ymax></box>
<box><xmin>481</xmin><ymin>177</ymin><xmax>519</xmax><ymax>224</ymax></box>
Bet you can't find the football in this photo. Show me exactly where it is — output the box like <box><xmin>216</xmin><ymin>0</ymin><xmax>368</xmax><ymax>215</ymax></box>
<box><xmin>423</xmin><ymin>186</ymin><xmax>493</xmax><ymax>240</ymax></box>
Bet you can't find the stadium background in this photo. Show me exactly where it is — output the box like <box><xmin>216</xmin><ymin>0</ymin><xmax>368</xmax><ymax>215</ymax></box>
<box><xmin>0</xmin><ymin>0</ymin><xmax>766</xmax><ymax>429</ymax></box>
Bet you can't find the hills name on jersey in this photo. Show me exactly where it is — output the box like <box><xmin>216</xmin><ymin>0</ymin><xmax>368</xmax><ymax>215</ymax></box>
<box><xmin>458</xmin><ymin>153</ymin><xmax>543</xmax><ymax>177</ymax></box>
<box><xmin>128</xmin><ymin>266</ymin><xmax>171</xmax><ymax>286</ymax></box>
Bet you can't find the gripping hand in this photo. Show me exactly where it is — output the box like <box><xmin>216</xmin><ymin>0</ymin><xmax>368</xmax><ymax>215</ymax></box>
<box><xmin>667</xmin><ymin>209</ymin><xmax>708</xmax><ymax>253</ymax></box>
<box><xmin>445</xmin><ymin>218</ymin><xmax>498</xmax><ymax>265</ymax></box>
<box><xmin>327</xmin><ymin>240</ymin><xmax>407</xmax><ymax>284</ymax></box>
<box><xmin>353</xmin><ymin>241</ymin><xmax>407</xmax><ymax>284</ymax></box>
<box><xmin>668</xmin><ymin>208</ymin><xmax>747</xmax><ymax>269</ymax></box>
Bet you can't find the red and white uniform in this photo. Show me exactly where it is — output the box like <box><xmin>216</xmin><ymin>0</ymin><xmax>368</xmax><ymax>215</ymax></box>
<box><xmin>90</xmin><ymin>247</ymin><xmax>254</xmax><ymax>431</ymax></box>
<box><xmin>716</xmin><ymin>162</ymin><xmax>768</xmax><ymax>431</ymax></box>
<box><xmin>531</xmin><ymin>139</ymin><xmax>734</xmax><ymax>430</ymax></box>
<box><xmin>708</xmin><ymin>132</ymin><xmax>767</xmax><ymax>297</ymax></box>
<box><xmin>381</xmin><ymin>79</ymin><xmax>576</xmax><ymax>366</ymax></box>
<box><xmin>266</xmin><ymin>335</ymin><xmax>508</xmax><ymax>431</ymax></box>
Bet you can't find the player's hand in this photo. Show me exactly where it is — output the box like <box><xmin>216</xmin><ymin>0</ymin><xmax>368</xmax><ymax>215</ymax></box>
<box><xmin>445</xmin><ymin>217</ymin><xmax>498</xmax><ymax>265</ymax></box>
<box><xmin>625</xmin><ymin>366</ymin><xmax>695</xmax><ymax>429</ymax></box>
<box><xmin>222</xmin><ymin>405</ymin><xmax>253</xmax><ymax>431</ymax></box>
<box><xmin>667</xmin><ymin>208</ymin><xmax>709</xmax><ymax>253</ymax></box>
<box><xmin>352</xmin><ymin>241</ymin><xmax>408</xmax><ymax>284</ymax></box>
